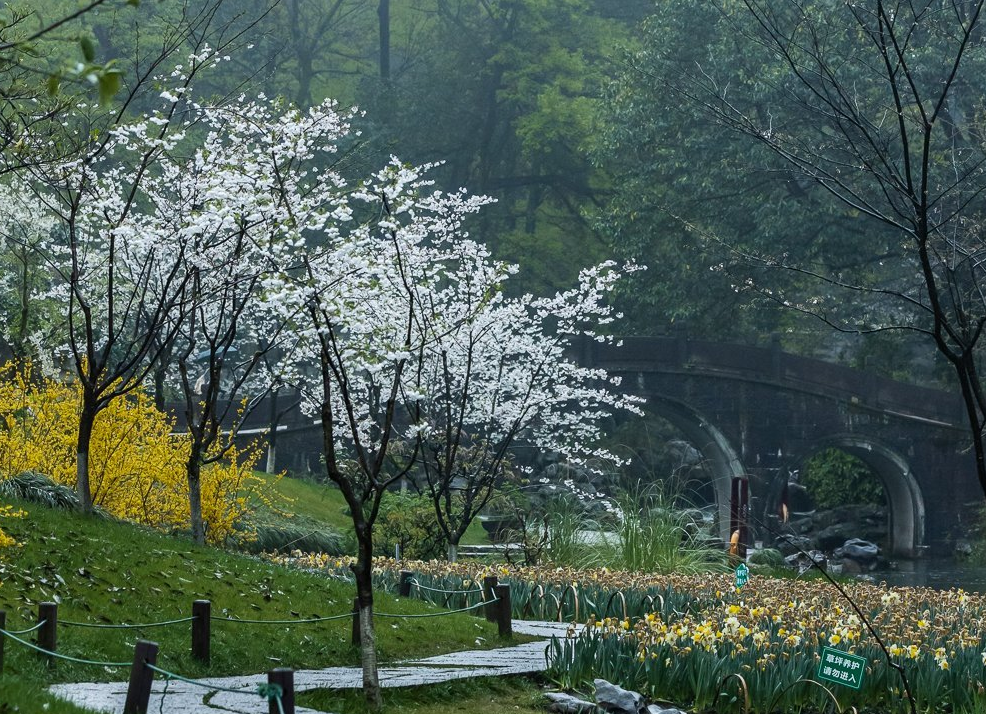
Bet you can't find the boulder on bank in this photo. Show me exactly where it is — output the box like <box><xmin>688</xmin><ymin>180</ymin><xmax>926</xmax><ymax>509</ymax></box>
<box><xmin>545</xmin><ymin>692</ymin><xmax>600</xmax><ymax>713</ymax></box>
<box><xmin>594</xmin><ymin>679</ymin><xmax>646</xmax><ymax>714</ymax></box>
<box><xmin>784</xmin><ymin>550</ymin><xmax>826</xmax><ymax>571</ymax></box>
<box><xmin>776</xmin><ymin>535</ymin><xmax>812</xmax><ymax>555</ymax></box>
<box><xmin>834</xmin><ymin>538</ymin><xmax>879</xmax><ymax>562</ymax></box>
<box><xmin>816</xmin><ymin>521</ymin><xmax>860</xmax><ymax>551</ymax></box>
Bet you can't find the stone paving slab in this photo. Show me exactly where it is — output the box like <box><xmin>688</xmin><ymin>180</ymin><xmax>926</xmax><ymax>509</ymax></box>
<box><xmin>48</xmin><ymin>621</ymin><xmax>577</xmax><ymax>714</ymax></box>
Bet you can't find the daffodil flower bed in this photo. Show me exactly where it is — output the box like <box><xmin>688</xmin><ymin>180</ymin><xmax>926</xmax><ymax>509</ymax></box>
<box><xmin>550</xmin><ymin>576</ymin><xmax>986</xmax><ymax>713</ymax></box>
<box><xmin>271</xmin><ymin>553</ymin><xmax>986</xmax><ymax>712</ymax></box>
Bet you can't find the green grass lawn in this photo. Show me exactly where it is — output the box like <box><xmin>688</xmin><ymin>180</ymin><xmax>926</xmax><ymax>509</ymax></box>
<box><xmin>299</xmin><ymin>675</ymin><xmax>550</xmax><ymax>714</ymax></box>
<box><xmin>249</xmin><ymin>472</ymin><xmax>492</xmax><ymax>549</ymax></box>
<box><xmin>254</xmin><ymin>470</ymin><xmax>354</xmax><ymax>531</ymax></box>
<box><xmin>0</xmin><ymin>497</ymin><xmax>521</xmax><ymax>713</ymax></box>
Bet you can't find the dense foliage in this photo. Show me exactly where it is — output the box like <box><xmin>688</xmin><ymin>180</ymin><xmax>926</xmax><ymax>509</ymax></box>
<box><xmin>801</xmin><ymin>448</ymin><xmax>885</xmax><ymax>510</ymax></box>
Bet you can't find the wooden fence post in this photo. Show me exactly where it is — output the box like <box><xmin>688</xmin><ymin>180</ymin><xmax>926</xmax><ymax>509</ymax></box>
<box><xmin>398</xmin><ymin>570</ymin><xmax>413</xmax><ymax>597</ymax></box>
<box><xmin>351</xmin><ymin>599</ymin><xmax>360</xmax><ymax>646</ymax></box>
<box><xmin>494</xmin><ymin>584</ymin><xmax>512</xmax><ymax>638</ymax></box>
<box><xmin>268</xmin><ymin>668</ymin><xmax>295</xmax><ymax>714</ymax></box>
<box><xmin>123</xmin><ymin>639</ymin><xmax>158</xmax><ymax>714</ymax></box>
<box><xmin>37</xmin><ymin>602</ymin><xmax>57</xmax><ymax>663</ymax></box>
<box><xmin>483</xmin><ymin>575</ymin><xmax>498</xmax><ymax>622</ymax></box>
<box><xmin>192</xmin><ymin>600</ymin><xmax>211</xmax><ymax>664</ymax></box>
<box><xmin>0</xmin><ymin>610</ymin><xmax>6</xmax><ymax>674</ymax></box>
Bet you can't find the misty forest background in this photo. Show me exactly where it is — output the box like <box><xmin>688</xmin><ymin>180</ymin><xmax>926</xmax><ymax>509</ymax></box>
<box><xmin>10</xmin><ymin>0</ymin><xmax>944</xmax><ymax>389</ymax></box>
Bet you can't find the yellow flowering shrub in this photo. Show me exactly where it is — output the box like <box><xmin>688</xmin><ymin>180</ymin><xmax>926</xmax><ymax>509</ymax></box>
<box><xmin>0</xmin><ymin>503</ymin><xmax>23</xmax><ymax>551</ymax></box>
<box><xmin>0</xmin><ymin>362</ymin><xmax>264</xmax><ymax>544</ymax></box>
<box><xmin>0</xmin><ymin>503</ymin><xmax>25</xmax><ymax>589</ymax></box>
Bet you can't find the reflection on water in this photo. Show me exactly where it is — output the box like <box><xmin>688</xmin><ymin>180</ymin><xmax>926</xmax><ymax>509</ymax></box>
<box><xmin>867</xmin><ymin>559</ymin><xmax>986</xmax><ymax>592</ymax></box>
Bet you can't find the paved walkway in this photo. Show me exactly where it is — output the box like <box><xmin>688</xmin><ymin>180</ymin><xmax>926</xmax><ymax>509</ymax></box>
<box><xmin>49</xmin><ymin>621</ymin><xmax>573</xmax><ymax>713</ymax></box>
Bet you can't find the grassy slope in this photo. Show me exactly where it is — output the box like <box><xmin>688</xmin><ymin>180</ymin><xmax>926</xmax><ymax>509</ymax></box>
<box><xmin>253</xmin><ymin>472</ymin><xmax>491</xmax><ymax>547</ymax></box>
<box><xmin>256</xmin><ymin>471</ymin><xmax>355</xmax><ymax>532</ymax></box>
<box><xmin>0</xmin><ymin>499</ymin><xmax>520</xmax><ymax>713</ymax></box>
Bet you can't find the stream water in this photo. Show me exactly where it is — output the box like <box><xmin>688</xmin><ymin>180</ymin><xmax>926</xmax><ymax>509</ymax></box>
<box><xmin>866</xmin><ymin>559</ymin><xmax>986</xmax><ymax>592</ymax></box>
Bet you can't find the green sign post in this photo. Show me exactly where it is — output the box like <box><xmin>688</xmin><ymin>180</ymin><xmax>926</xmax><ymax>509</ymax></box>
<box><xmin>734</xmin><ymin>562</ymin><xmax>749</xmax><ymax>589</ymax></box>
<box><xmin>817</xmin><ymin>646</ymin><xmax>865</xmax><ymax>690</ymax></box>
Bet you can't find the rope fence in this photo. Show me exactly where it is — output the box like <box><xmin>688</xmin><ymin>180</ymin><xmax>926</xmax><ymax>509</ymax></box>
<box><xmin>61</xmin><ymin>616</ymin><xmax>197</xmax><ymax>630</ymax></box>
<box><xmin>0</xmin><ymin>569</ymin><xmax>516</xmax><ymax>712</ymax></box>
<box><xmin>408</xmin><ymin>579</ymin><xmax>485</xmax><ymax>596</ymax></box>
<box><xmin>210</xmin><ymin>612</ymin><xmax>353</xmax><ymax>625</ymax></box>
<box><xmin>376</xmin><ymin>598</ymin><xmax>494</xmax><ymax>618</ymax></box>
<box><xmin>0</xmin><ymin>626</ymin><xmax>130</xmax><ymax>668</ymax></box>
<box><xmin>3</xmin><ymin>619</ymin><xmax>47</xmax><ymax>635</ymax></box>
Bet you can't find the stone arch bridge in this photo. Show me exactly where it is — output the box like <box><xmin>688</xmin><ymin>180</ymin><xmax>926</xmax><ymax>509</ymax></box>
<box><xmin>577</xmin><ymin>335</ymin><xmax>979</xmax><ymax>557</ymax></box>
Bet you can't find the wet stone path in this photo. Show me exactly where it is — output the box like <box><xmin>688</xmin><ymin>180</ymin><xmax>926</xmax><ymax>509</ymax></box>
<box><xmin>49</xmin><ymin>621</ymin><xmax>574</xmax><ymax>714</ymax></box>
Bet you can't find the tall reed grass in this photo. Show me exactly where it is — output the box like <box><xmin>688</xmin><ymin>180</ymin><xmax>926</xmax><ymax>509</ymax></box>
<box><xmin>542</xmin><ymin>482</ymin><xmax>726</xmax><ymax>574</ymax></box>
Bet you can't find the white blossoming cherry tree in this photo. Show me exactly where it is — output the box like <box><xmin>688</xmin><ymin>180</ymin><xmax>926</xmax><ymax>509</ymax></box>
<box><xmin>411</xmin><ymin>257</ymin><xmax>646</xmax><ymax>562</ymax></box>
<box><xmin>134</xmin><ymin>95</ymin><xmax>323</xmax><ymax>544</ymax></box>
<box><xmin>269</xmin><ymin>151</ymin><xmax>494</xmax><ymax>708</ymax></box>
<box><xmin>259</xmin><ymin>96</ymin><xmax>645</xmax><ymax>701</ymax></box>
<box><xmin>10</xmin><ymin>37</ymin><xmax>259</xmax><ymax>514</ymax></box>
<box><xmin>15</xmin><ymin>59</ymin><xmax>206</xmax><ymax>512</ymax></box>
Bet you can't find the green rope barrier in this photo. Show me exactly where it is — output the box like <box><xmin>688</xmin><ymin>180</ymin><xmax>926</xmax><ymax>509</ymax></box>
<box><xmin>3</xmin><ymin>619</ymin><xmax>47</xmax><ymax>635</ymax></box>
<box><xmin>146</xmin><ymin>663</ymin><xmax>256</xmax><ymax>693</ymax></box>
<box><xmin>146</xmin><ymin>662</ymin><xmax>284</xmax><ymax>707</ymax></box>
<box><xmin>376</xmin><ymin>598</ymin><xmax>495</xmax><ymax>618</ymax></box>
<box><xmin>257</xmin><ymin>682</ymin><xmax>286</xmax><ymax>714</ymax></box>
<box><xmin>153</xmin><ymin>666</ymin><xmax>285</xmax><ymax>714</ymax></box>
<box><xmin>61</xmin><ymin>616</ymin><xmax>196</xmax><ymax>630</ymax></box>
<box><xmin>211</xmin><ymin>611</ymin><xmax>352</xmax><ymax>625</ymax></box>
<box><xmin>0</xmin><ymin>627</ymin><xmax>130</xmax><ymax>667</ymax></box>
<box><xmin>409</xmin><ymin>580</ymin><xmax>485</xmax><ymax>596</ymax></box>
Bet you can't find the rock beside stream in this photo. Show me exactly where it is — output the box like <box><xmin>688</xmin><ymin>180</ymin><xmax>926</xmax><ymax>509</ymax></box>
<box><xmin>769</xmin><ymin>501</ymin><xmax>890</xmax><ymax>573</ymax></box>
<box><xmin>545</xmin><ymin>680</ymin><xmax>693</xmax><ymax>714</ymax></box>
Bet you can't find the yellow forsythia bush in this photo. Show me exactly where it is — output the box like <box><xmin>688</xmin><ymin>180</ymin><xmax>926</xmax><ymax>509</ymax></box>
<box><xmin>0</xmin><ymin>503</ymin><xmax>25</xmax><ymax>589</ymax></box>
<box><xmin>0</xmin><ymin>503</ymin><xmax>23</xmax><ymax>551</ymax></box>
<box><xmin>0</xmin><ymin>362</ymin><xmax>264</xmax><ymax>544</ymax></box>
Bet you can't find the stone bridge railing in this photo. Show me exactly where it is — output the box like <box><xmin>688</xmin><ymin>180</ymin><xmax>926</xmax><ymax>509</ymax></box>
<box><xmin>579</xmin><ymin>335</ymin><xmax>965</xmax><ymax>429</ymax></box>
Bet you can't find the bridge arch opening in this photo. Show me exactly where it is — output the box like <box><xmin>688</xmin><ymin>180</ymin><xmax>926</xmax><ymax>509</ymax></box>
<box><xmin>612</xmin><ymin>399</ymin><xmax>746</xmax><ymax>544</ymax></box>
<box><xmin>783</xmin><ymin>437</ymin><xmax>925</xmax><ymax>558</ymax></box>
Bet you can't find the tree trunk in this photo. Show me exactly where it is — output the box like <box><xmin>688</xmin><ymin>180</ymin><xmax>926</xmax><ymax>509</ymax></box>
<box><xmin>265</xmin><ymin>389</ymin><xmax>279</xmax><ymax>473</ymax></box>
<box><xmin>353</xmin><ymin>531</ymin><xmax>382</xmax><ymax>709</ymax></box>
<box><xmin>76</xmin><ymin>404</ymin><xmax>97</xmax><ymax>512</ymax></box>
<box><xmin>153</xmin><ymin>364</ymin><xmax>167</xmax><ymax>412</ymax></box>
<box><xmin>378</xmin><ymin>0</ymin><xmax>390</xmax><ymax>81</ymax></box>
<box><xmin>187</xmin><ymin>453</ymin><xmax>206</xmax><ymax>545</ymax></box>
<box><xmin>447</xmin><ymin>531</ymin><xmax>464</xmax><ymax>563</ymax></box>
<box><xmin>951</xmin><ymin>353</ymin><xmax>986</xmax><ymax>499</ymax></box>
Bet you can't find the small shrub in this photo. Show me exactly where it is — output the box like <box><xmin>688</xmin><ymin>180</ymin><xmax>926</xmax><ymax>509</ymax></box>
<box><xmin>611</xmin><ymin>483</ymin><xmax>725</xmax><ymax>574</ymax></box>
<box><xmin>377</xmin><ymin>491</ymin><xmax>447</xmax><ymax>560</ymax></box>
<box><xmin>0</xmin><ymin>470</ymin><xmax>81</xmax><ymax>510</ymax></box>
<box><xmin>239</xmin><ymin>514</ymin><xmax>347</xmax><ymax>555</ymax></box>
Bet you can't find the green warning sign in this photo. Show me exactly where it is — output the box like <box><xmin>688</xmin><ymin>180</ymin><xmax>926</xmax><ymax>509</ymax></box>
<box><xmin>817</xmin><ymin>646</ymin><xmax>865</xmax><ymax>690</ymax></box>
<box><xmin>734</xmin><ymin>563</ymin><xmax>749</xmax><ymax>589</ymax></box>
